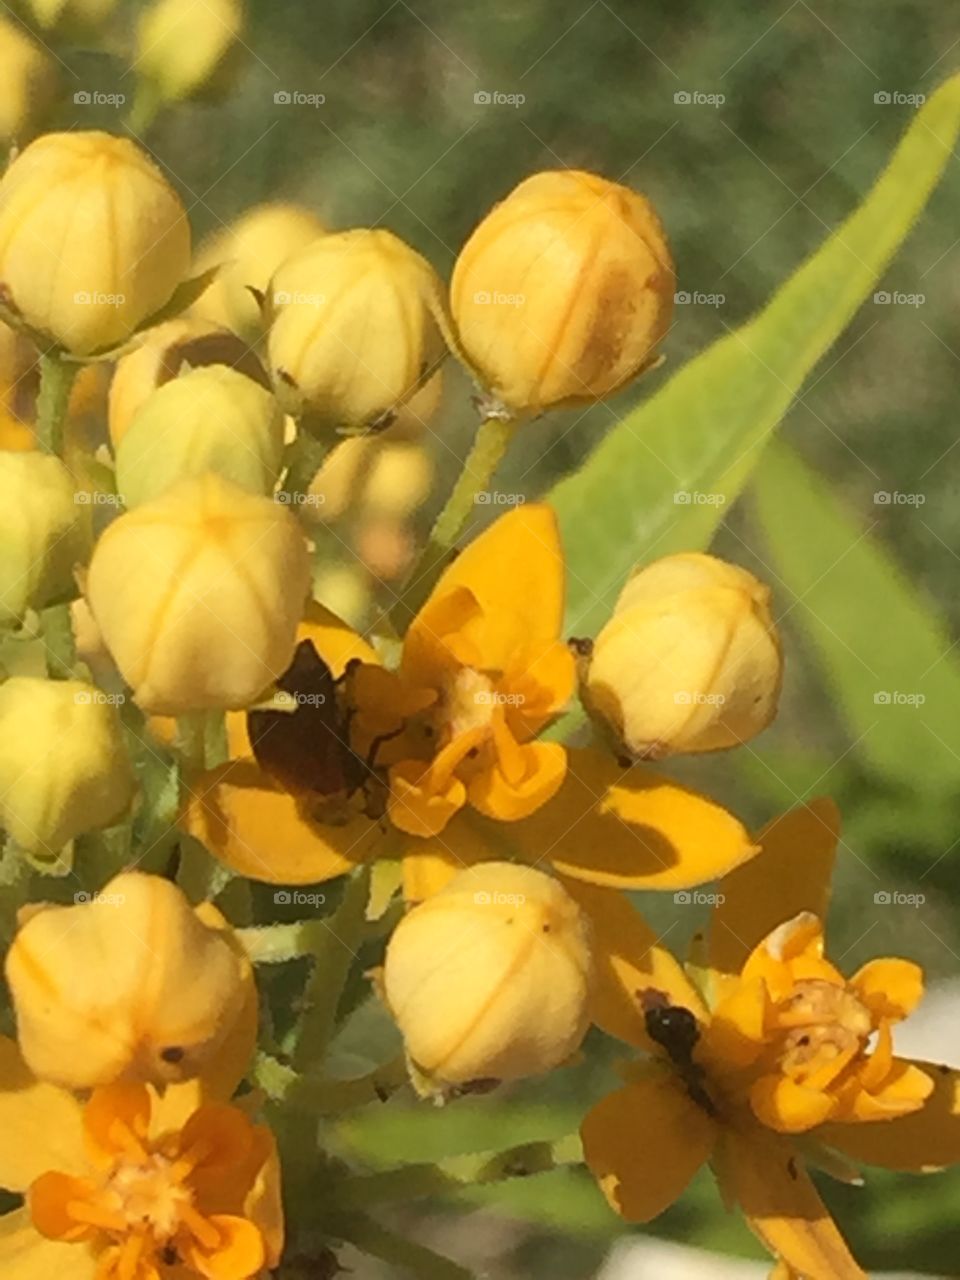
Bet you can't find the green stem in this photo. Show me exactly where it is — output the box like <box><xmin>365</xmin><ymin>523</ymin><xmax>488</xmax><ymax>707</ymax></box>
<box><xmin>333</xmin><ymin>1213</ymin><xmax>472</xmax><ymax>1280</ymax></box>
<box><xmin>282</xmin><ymin>432</ymin><xmax>332</xmax><ymax>506</ymax></box>
<box><xmin>254</xmin><ymin>1052</ymin><xmax>408</xmax><ymax>1114</ymax></box>
<box><xmin>39</xmin><ymin>602</ymin><xmax>77</xmax><ymax>679</ymax></box>
<box><xmin>390</xmin><ymin>414</ymin><xmax>515</xmax><ymax>629</ymax></box>
<box><xmin>35</xmin><ymin>350</ymin><xmax>78</xmax><ymax>456</ymax></box>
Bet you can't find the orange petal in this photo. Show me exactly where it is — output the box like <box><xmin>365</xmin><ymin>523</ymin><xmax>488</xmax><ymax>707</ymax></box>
<box><xmin>581</xmin><ymin>1068</ymin><xmax>717</xmax><ymax>1221</ymax></box>
<box><xmin>848</xmin><ymin>958</ymin><xmax>924</xmax><ymax>1023</ymax></box>
<box><xmin>714</xmin><ymin>1124</ymin><xmax>866</xmax><ymax>1279</ymax></box>
<box><xmin>749</xmin><ymin>1075</ymin><xmax>837</xmax><ymax>1134</ymax></box>
<box><xmin>28</xmin><ymin>1173</ymin><xmax>98</xmax><ymax>1242</ymax></box>
<box><xmin>702</xmin><ymin>977</ymin><xmax>769</xmax><ymax>1071</ymax></box>
<box><xmin>508</xmin><ymin>748</ymin><xmax>757</xmax><ymax>890</ymax></box>
<box><xmin>182</xmin><ymin>759</ymin><xmax>385</xmax><ymax>884</ymax></box>
<box><xmin>179</xmin><ymin>1105</ymin><xmax>255</xmax><ymax>1179</ymax></box>
<box><xmin>842</xmin><ymin>1058</ymin><xmax>934</xmax><ymax>1123</ymax></box>
<box><xmin>709</xmin><ymin>799</ymin><xmax>839</xmax><ymax>983</ymax></box>
<box><xmin>401</xmin><ymin>817</ymin><xmax>499</xmax><ymax>901</ymax></box>
<box><xmin>560</xmin><ymin>877</ymin><xmax>706</xmax><ymax>1050</ymax></box>
<box><xmin>468</xmin><ymin>728</ymin><xmax>567</xmax><ymax>822</ymax></box>
<box><xmin>83</xmin><ymin>1084</ymin><xmax>151</xmax><ymax>1167</ymax></box>
<box><xmin>185</xmin><ymin>1213</ymin><xmax>265</xmax><ymax>1280</ymax></box>
<box><xmin>298</xmin><ymin>599</ymin><xmax>380</xmax><ymax>675</ymax></box>
<box><xmin>388</xmin><ymin>759</ymin><xmax>468</xmax><ymax>838</ymax></box>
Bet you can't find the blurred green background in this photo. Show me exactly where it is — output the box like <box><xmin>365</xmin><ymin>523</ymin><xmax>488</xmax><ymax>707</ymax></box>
<box><xmin>21</xmin><ymin>0</ymin><xmax>960</xmax><ymax>1274</ymax></box>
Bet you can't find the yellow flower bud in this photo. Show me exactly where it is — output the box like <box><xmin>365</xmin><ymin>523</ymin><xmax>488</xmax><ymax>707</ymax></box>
<box><xmin>5</xmin><ymin>871</ymin><xmax>251</xmax><ymax>1089</ymax></box>
<box><xmin>450</xmin><ymin>169</ymin><xmax>674</xmax><ymax>413</ymax></box>
<box><xmin>193</xmin><ymin>202</ymin><xmax>326</xmax><ymax>340</ymax></box>
<box><xmin>25</xmin><ymin>0</ymin><xmax>118</xmax><ymax>30</ymax></box>
<box><xmin>383</xmin><ymin>863</ymin><xmax>593</xmax><ymax>1089</ymax></box>
<box><xmin>115</xmin><ymin>365</ymin><xmax>285</xmax><ymax>507</ymax></box>
<box><xmin>0</xmin><ymin>451</ymin><xmax>88</xmax><ymax>624</ymax></box>
<box><xmin>266</xmin><ymin>229</ymin><xmax>447</xmax><ymax>432</ymax></box>
<box><xmin>584</xmin><ymin>553</ymin><xmax>783</xmax><ymax>760</ymax></box>
<box><xmin>86</xmin><ymin>473</ymin><xmax>311</xmax><ymax>713</ymax></box>
<box><xmin>136</xmin><ymin>0</ymin><xmax>244</xmax><ymax>105</ymax></box>
<box><xmin>0</xmin><ymin>132</ymin><xmax>191</xmax><ymax>355</ymax></box>
<box><xmin>0</xmin><ymin>17</ymin><xmax>58</xmax><ymax>143</ymax></box>
<box><xmin>364</xmin><ymin>442</ymin><xmax>434</xmax><ymax>518</ymax></box>
<box><xmin>107</xmin><ymin>317</ymin><xmax>268</xmax><ymax>448</ymax></box>
<box><xmin>0</xmin><ymin>677</ymin><xmax>135</xmax><ymax>853</ymax></box>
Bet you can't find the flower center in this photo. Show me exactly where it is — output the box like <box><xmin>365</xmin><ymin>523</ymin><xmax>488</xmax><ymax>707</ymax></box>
<box><xmin>103</xmin><ymin>1152</ymin><xmax>195</xmax><ymax>1242</ymax></box>
<box><xmin>443</xmin><ymin>667</ymin><xmax>497</xmax><ymax>739</ymax></box>
<box><xmin>769</xmin><ymin>979</ymin><xmax>872</xmax><ymax>1084</ymax></box>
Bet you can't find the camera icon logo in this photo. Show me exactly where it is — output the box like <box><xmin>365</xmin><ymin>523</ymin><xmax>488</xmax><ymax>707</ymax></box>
<box><xmin>673</xmin><ymin>891</ymin><xmax>691</xmax><ymax>904</ymax></box>
<box><xmin>674</xmin><ymin>290</ymin><xmax>691</xmax><ymax>304</ymax></box>
<box><xmin>873</xmin><ymin>291</ymin><xmax>891</xmax><ymax>304</ymax></box>
<box><xmin>473</xmin><ymin>891</ymin><xmax>492</xmax><ymax>904</ymax></box>
<box><xmin>673</xmin><ymin>490</ymin><xmax>692</xmax><ymax>504</ymax></box>
<box><xmin>274</xmin><ymin>290</ymin><xmax>291</xmax><ymax>304</ymax></box>
<box><xmin>274</xmin><ymin>890</ymin><xmax>292</xmax><ymax>904</ymax></box>
<box><xmin>274</xmin><ymin>90</ymin><xmax>292</xmax><ymax>105</ymax></box>
<box><xmin>674</xmin><ymin>690</ymin><xmax>692</xmax><ymax>704</ymax></box>
<box><xmin>74</xmin><ymin>91</ymin><xmax>91</xmax><ymax>105</ymax></box>
<box><xmin>674</xmin><ymin>91</ymin><xmax>692</xmax><ymax>104</ymax></box>
<box><xmin>74</xmin><ymin>891</ymin><xmax>92</xmax><ymax>903</ymax></box>
<box><xmin>873</xmin><ymin>490</ymin><xmax>891</xmax><ymax>504</ymax></box>
<box><xmin>874</xmin><ymin>891</ymin><xmax>891</xmax><ymax>904</ymax></box>
<box><xmin>873</xmin><ymin>691</ymin><xmax>891</xmax><ymax>704</ymax></box>
<box><xmin>874</xmin><ymin>91</ymin><xmax>892</xmax><ymax>105</ymax></box>
<box><xmin>473</xmin><ymin>290</ymin><xmax>491</xmax><ymax>304</ymax></box>
<box><xmin>474</xmin><ymin>91</ymin><xmax>492</xmax><ymax>105</ymax></box>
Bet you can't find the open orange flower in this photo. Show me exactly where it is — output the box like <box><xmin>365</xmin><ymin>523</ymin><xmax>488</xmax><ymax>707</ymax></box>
<box><xmin>578</xmin><ymin>799</ymin><xmax>960</xmax><ymax>1279</ymax></box>
<box><xmin>182</xmin><ymin>505</ymin><xmax>759</xmax><ymax>901</ymax></box>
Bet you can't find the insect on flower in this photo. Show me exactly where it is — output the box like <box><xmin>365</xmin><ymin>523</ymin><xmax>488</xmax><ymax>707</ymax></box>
<box><xmin>640</xmin><ymin>988</ymin><xmax>717</xmax><ymax>1117</ymax></box>
<box><xmin>247</xmin><ymin>638</ymin><xmax>398</xmax><ymax>822</ymax></box>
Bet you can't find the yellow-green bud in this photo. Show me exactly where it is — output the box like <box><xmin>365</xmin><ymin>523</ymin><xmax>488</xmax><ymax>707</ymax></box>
<box><xmin>5</xmin><ymin>871</ymin><xmax>251</xmax><ymax>1089</ymax></box>
<box><xmin>450</xmin><ymin>169</ymin><xmax>674</xmax><ymax>414</ymax></box>
<box><xmin>0</xmin><ymin>131</ymin><xmax>191</xmax><ymax>355</ymax></box>
<box><xmin>266</xmin><ymin>228</ymin><xmax>447</xmax><ymax>432</ymax></box>
<box><xmin>0</xmin><ymin>676</ymin><xmax>135</xmax><ymax>853</ymax></box>
<box><xmin>363</xmin><ymin>442</ymin><xmax>434</xmax><ymax>518</ymax></box>
<box><xmin>193</xmin><ymin>201</ymin><xmax>326</xmax><ymax>340</ymax></box>
<box><xmin>0</xmin><ymin>451</ymin><xmax>88</xmax><ymax>625</ymax></box>
<box><xmin>383</xmin><ymin>863</ymin><xmax>593</xmax><ymax>1090</ymax></box>
<box><xmin>85</xmin><ymin>473</ymin><xmax>311</xmax><ymax>713</ymax></box>
<box><xmin>115</xmin><ymin>365</ymin><xmax>285</xmax><ymax>507</ymax></box>
<box><xmin>0</xmin><ymin>17</ymin><xmax>58</xmax><ymax>143</ymax></box>
<box><xmin>107</xmin><ymin>317</ymin><xmax>269</xmax><ymax>448</ymax></box>
<box><xmin>136</xmin><ymin>0</ymin><xmax>244</xmax><ymax>106</ymax></box>
<box><xmin>584</xmin><ymin>553</ymin><xmax>783</xmax><ymax>760</ymax></box>
<box><xmin>25</xmin><ymin>0</ymin><xmax>118</xmax><ymax>30</ymax></box>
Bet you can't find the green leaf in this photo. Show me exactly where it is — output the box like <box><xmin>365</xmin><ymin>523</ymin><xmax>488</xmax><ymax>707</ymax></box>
<box><xmin>547</xmin><ymin>73</ymin><xmax>960</xmax><ymax>635</ymax></box>
<box><xmin>754</xmin><ymin>441</ymin><xmax>960</xmax><ymax>796</ymax></box>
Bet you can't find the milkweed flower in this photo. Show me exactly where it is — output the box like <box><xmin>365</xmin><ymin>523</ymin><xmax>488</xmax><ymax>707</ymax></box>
<box><xmin>85</xmin><ymin>473</ymin><xmax>311</xmax><ymax>713</ymax></box>
<box><xmin>183</xmin><ymin>505</ymin><xmax>757</xmax><ymax>903</ymax></box>
<box><xmin>114</xmin><ymin>364</ymin><xmax>285</xmax><ymax>506</ymax></box>
<box><xmin>0</xmin><ymin>451</ymin><xmax>89</xmax><ymax>625</ymax></box>
<box><xmin>265</xmin><ymin>228</ymin><xmax>448</xmax><ymax>433</ymax></box>
<box><xmin>0</xmin><ymin>132</ymin><xmax>191</xmax><ymax>356</ymax></box>
<box><xmin>0</xmin><ymin>17</ymin><xmax>57</xmax><ymax>144</ymax></box>
<box><xmin>136</xmin><ymin>0</ymin><xmax>244</xmax><ymax>107</ymax></box>
<box><xmin>0</xmin><ymin>1039</ymin><xmax>282</xmax><ymax>1279</ymax></box>
<box><xmin>450</xmin><ymin>169</ymin><xmax>674</xmax><ymax>415</ymax></box>
<box><xmin>383</xmin><ymin>863</ymin><xmax>593</xmax><ymax>1093</ymax></box>
<box><xmin>193</xmin><ymin>201</ymin><xmax>326</xmax><ymax>340</ymax></box>
<box><xmin>582</xmin><ymin>552</ymin><xmax>783</xmax><ymax>759</ymax></box>
<box><xmin>0</xmin><ymin>677</ymin><xmax>135</xmax><ymax>855</ymax></box>
<box><xmin>6</xmin><ymin>871</ymin><xmax>257</xmax><ymax>1090</ymax></box>
<box><xmin>578</xmin><ymin>800</ymin><xmax>960</xmax><ymax>1278</ymax></box>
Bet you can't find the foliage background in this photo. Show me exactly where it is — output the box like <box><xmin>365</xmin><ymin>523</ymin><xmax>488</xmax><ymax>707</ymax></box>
<box><xmin>39</xmin><ymin>1</ymin><xmax>960</xmax><ymax>1274</ymax></box>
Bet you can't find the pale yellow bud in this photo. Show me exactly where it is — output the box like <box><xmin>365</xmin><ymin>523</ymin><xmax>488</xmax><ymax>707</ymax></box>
<box><xmin>193</xmin><ymin>202</ymin><xmax>326</xmax><ymax>340</ymax></box>
<box><xmin>384</xmin><ymin>863</ymin><xmax>593</xmax><ymax>1089</ymax></box>
<box><xmin>0</xmin><ymin>451</ymin><xmax>88</xmax><ymax>625</ymax></box>
<box><xmin>137</xmin><ymin>0</ymin><xmax>244</xmax><ymax>106</ymax></box>
<box><xmin>450</xmin><ymin>169</ymin><xmax>674</xmax><ymax>413</ymax></box>
<box><xmin>26</xmin><ymin>0</ymin><xmax>118</xmax><ymax>29</ymax></box>
<box><xmin>0</xmin><ymin>17</ymin><xmax>58</xmax><ymax>143</ymax></box>
<box><xmin>85</xmin><ymin>473</ymin><xmax>311</xmax><ymax>713</ymax></box>
<box><xmin>115</xmin><ymin>365</ymin><xmax>285</xmax><ymax>507</ymax></box>
<box><xmin>0</xmin><ymin>131</ymin><xmax>191</xmax><ymax>355</ymax></box>
<box><xmin>363</xmin><ymin>442</ymin><xmax>434</xmax><ymax>517</ymax></box>
<box><xmin>5</xmin><ymin>871</ymin><xmax>251</xmax><ymax>1089</ymax></box>
<box><xmin>266</xmin><ymin>229</ymin><xmax>447</xmax><ymax>432</ymax></box>
<box><xmin>107</xmin><ymin>317</ymin><xmax>269</xmax><ymax>448</ymax></box>
<box><xmin>584</xmin><ymin>553</ymin><xmax>783</xmax><ymax>760</ymax></box>
<box><xmin>0</xmin><ymin>677</ymin><xmax>135</xmax><ymax>853</ymax></box>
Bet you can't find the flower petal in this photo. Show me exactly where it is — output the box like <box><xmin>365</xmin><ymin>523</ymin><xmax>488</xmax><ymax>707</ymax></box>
<box><xmin>468</xmin><ymin>735</ymin><xmax>567</xmax><ymax>822</ymax></box>
<box><xmin>298</xmin><ymin>600</ymin><xmax>380</xmax><ymax>674</ymax></box>
<box><xmin>560</xmin><ymin>877</ymin><xmax>706</xmax><ymax>1050</ymax></box>
<box><xmin>401</xmin><ymin>817</ymin><xmax>500</xmax><ymax>902</ymax></box>
<box><xmin>848</xmin><ymin>958</ymin><xmax>924</xmax><ymax>1023</ymax></box>
<box><xmin>842</xmin><ymin>1059</ymin><xmax>933</xmax><ymax>1123</ymax></box>
<box><xmin>507</xmin><ymin>748</ymin><xmax>756</xmax><ymax>889</ymax></box>
<box><xmin>708</xmin><ymin>799</ymin><xmax>839</xmax><ymax>984</ymax></box>
<box><xmin>0</xmin><ymin>1038</ymin><xmax>86</xmax><ymax>1192</ymax></box>
<box><xmin>182</xmin><ymin>760</ymin><xmax>385</xmax><ymax>884</ymax></box>
<box><xmin>819</xmin><ymin>1062</ymin><xmax>960</xmax><ymax>1170</ymax></box>
<box><xmin>714</xmin><ymin>1124</ymin><xmax>866</xmax><ymax>1279</ymax></box>
<box><xmin>388</xmin><ymin>759</ymin><xmax>468</xmax><ymax>838</ymax></box>
<box><xmin>581</xmin><ymin>1068</ymin><xmax>717</xmax><ymax>1221</ymax></box>
<box><xmin>0</xmin><ymin>1209</ymin><xmax>96</xmax><ymax>1280</ymax></box>
<box><xmin>749</xmin><ymin>1075</ymin><xmax>837</xmax><ymax>1134</ymax></box>
<box><xmin>185</xmin><ymin>1213</ymin><xmax>265</xmax><ymax>1280</ymax></box>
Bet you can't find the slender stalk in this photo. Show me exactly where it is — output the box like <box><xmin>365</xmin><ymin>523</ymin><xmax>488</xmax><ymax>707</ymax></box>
<box><xmin>254</xmin><ymin>1052</ymin><xmax>408</xmax><ymax>1114</ymax></box>
<box><xmin>35</xmin><ymin>351</ymin><xmax>80</xmax><ymax>676</ymax></box>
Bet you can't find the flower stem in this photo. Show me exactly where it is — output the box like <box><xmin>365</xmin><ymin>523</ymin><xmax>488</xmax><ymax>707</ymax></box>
<box><xmin>35</xmin><ymin>349</ymin><xmax>78</xmax><ymax>456</ymax></box>
<box><xmin>390</xmin><ymin>413</ymin><xmax>515</xmax><ymax>629</ymax></box>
